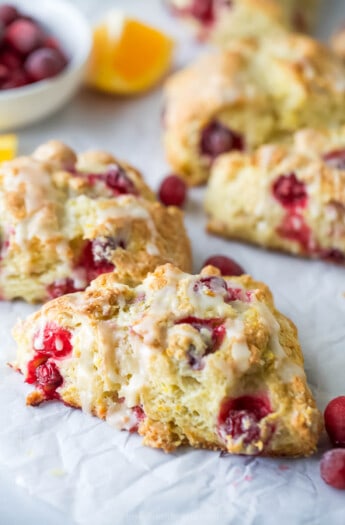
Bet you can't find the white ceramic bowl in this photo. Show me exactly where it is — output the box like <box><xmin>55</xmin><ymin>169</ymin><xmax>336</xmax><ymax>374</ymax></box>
<box><xmin>0</xmin><ymin>0</ymin><xmax>91</xmax><ymax>130</ymax></box>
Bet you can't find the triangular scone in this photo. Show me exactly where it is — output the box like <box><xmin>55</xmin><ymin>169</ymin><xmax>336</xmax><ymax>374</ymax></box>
<box><xmin>205</xmin><ymin>127</ymin><xmax>345</xmax><ymax>263</ymax></box>
<box><xmin>13</xmin><ymin>264</ymin><xmax>321</xmax><ymax>457</ymax></box>
<box><xmin>163</xmin><ymin>34</ymin><xmax>345</xmax><ymax>185</ymax></box>
<box><xmin>0</xmin><ymin>141</ymin><xmax>191</xmax><ymax>302</ymax></box>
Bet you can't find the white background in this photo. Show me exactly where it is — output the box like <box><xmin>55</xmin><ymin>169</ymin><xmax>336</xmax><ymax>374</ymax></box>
<box><xmin>1</xmin><ymin>1</ymin><xmax>345</xmax><ymax>524</ymax></box>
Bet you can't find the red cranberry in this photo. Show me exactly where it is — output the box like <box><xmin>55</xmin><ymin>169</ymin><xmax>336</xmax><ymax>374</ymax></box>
<box><xmin>26</xmin><ymin>354</ymin><xmax>48</xmax><ymax>384</ymax></box>
<box><xmin>176</xmin><ymin>316</ymin><xmax>226</xmax><ymax>355</ymax></box>
<box><xmin>25</xmin><ymin>47</ymin><xmax>65</xmax><ymax>81</ymax></box>
<box><xmin>35</xmin><ymin>361</ymin><xmax>63</xmax><ymax>395</ymax></box>
<box><xmin>0</xmin><ymin>64</ymin><xmax>9</xmax><ymax>81</ymax></box>
<box><xmin>202</xmin><ymin>255</ymin><xmax>244</xmax><ymax>276</ymax></box>
<box><xmin>92</xmin><ymin>236</ymin><xmax>125</xmax><ymax>262</ymax></box>
<box><xmin>322</xmin><ymin>149</ymin><xmax>345</xmax><ymax>170</ymax></box>
<box><xmin>105</xmin><ymin>165</ymin><xmax>137</xmax><ymax>195</ymax></box>
<box><xmin>272</xmin><ymin>173</ymin><xmax>307</xmax><ymax>208</ymax></box>
<box><xmin>319</xmin><ymin>248</ymin><xmax>345</xmax><ymax>265</ymax></box>
<box><xmin>129</xmin><ymin>405</ymin><xmax>146</xmax><ymax>433</ymax></box>
<box><xmin>78</xmin><ymin>239</ymin><xmax>115</xmax><ymax>282</ymax></box>
<box><xmin>158</xmin><ymin>175</ymin><xmax>187</xmax><ymax>207</ymax></box>
<box><xmin>324</xmin><ymin>396</ymin><xmax>345</xmax><ymax>447</ymax></box>
<box><xmin>33</xmin><ymin>322</ymin><xmax>73</xmax><ymax>359</ymax></box>
<box><xmin>0</xmin><ymin>48</ymin><xmax>22</xmax><ymax>69</ymax></box>
<box><xmin>200</xmin><ymin>121</ymin><xmax>244</xmax><ymax>158</ymax></box>
<box><xmin>5</xmin><ymin>19</ymin><xmax>44</xmax><ymax>55</ymax></box>
<box><xmin>218</xmin><ymin>394</ymin><xmax>272</xmax><ymax>444</ymax></box>
<box><xmin>193</xmin><ymin>275</ymin><xmax>228</xmax><ymax>294</ymax></box>
<box><xmin>276</xmin><ymin>213</ymin><xmax>311</xmax><ymax>251</ymax></box>
<box><xmin>1</xmin><ymin>68</ymin><xmax>29</xmax><ymax>89</ymax></box>
<box><xmin>320</xmin><ymin>449</ymin><xmax>345</xmax><ymax>489</ymax></box>
<box><xmin>0</xmin><ymin>5</ymin><xmax>19</xmax><ymax>26</ymax></box>
<box><xmin>47</xmin><ymin>278</ymin><xmax>81</xmax><ymax>299</ymax></box>
<box><xmin>188</xmin><ymin>0</ymin><xmax>214</xmax><ymax>24</ymax></box>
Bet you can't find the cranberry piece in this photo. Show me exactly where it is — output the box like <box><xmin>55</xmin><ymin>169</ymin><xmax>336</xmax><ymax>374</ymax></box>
<box><xmin>35</xmin><ymin>361</ymin><xmax>63</xmax><ymax>396</ymax></box>
<box><xmin>5</xmin><ymin>19</ymin><xmax>44</xmax><ymax>55</ymax></box>
<box><xmin>202</xmin><ymin>255</ymin><xmax>244</xmax><ymax>276</ymax></box>
<box><xmin>129</xmin><ymin>405</ymin><xmax>146</xmax><ymax>433</ymax></box>
<box><xmin>33</xmin><ymin>322</ymin><xmax>73</xmax><ymax>358</ymax></box>
<box><xmin>319</xmin><ymin>248</ymin><xmax>345</xmax><ymax>264</ymax></box>
<box><xmin>218</xmin><ymin>394</ymin><xmax>272</xmax><ymax>443</ymax></box>
<box><xmin>47</xmin><ymin>278</ymin><xmax>81</xmax><ymax>299</ymax></box>
<box><xmin>324</xmin><ymin>396</ymin><xmax>345</xmax><ymax>447</ymax></box>
<box><xmin>272</xmin><ymin>173</ymin><xmax>307</xmax><ymax>209</ymax></box>
<box><xmin>176</xmin><ymin>316</ymin><xmax>226</xmax><ymax>355</ymax></box>
<box><xmin>0</xmin><ymin>48</ymin><xmax>22</xmax><ymax>70</ymax></box>
<box><xmin>0</xmin><ymin>5</ymin><xmax>18</xmax><ymax>26</ymax></box>
<box><xmin>92</xmin><ymin>236</ymin><xmax>125</xmax><ymax>263</ymax></box>
<box><xmin>322</xmin><ymin>149</ymin><xmax>345</xmax><ymax>170</ymax></box>
<box><xmin>78</xmin><ymin>239</ymin><xmax>115</xmax><ymax>282</ymax></box>
<box><xmin>158</xmin><ymin>174</ymin><xmax>187</xmax><ymax>207</ymax></box>
<box><xmin>193</xmin><ymin>275</ymin><xmax>228</xmax><ymax>293</ymax></box>
<box><xmin>276</xmin><ymin>213</ymin><xmax>311</xmax><ymax>250</ymax></box>
<box><xmin>189</xmin><ymin>0</ymin><xmax>214</xmax><ymax>24</ymax></box>
<box><xmin>320</xmin><ymin>449</ymin><xmax>345</xmax><ymax>489</ymax></box>
<box><xmin>25</xmin><ymin>47</ymin><xmax>65</xmax><ymax>81</ymax></box>
<box><xmin>200</xmin><ymin>121</ymin><xmax>244</xmax><ymax>158</ymax></box>
<box><xmin>26</xmin><ymin>355</ymin><xmax>48</xmax><ymax>384</ymax></box>
<box><xmin>105</xmin><ymin>165</ymin><xmax>137</xmax><ymax>195</ymax></box>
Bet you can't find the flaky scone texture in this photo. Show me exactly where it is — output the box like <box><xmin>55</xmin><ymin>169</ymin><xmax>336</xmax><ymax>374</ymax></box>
<box><xmin>0</xmin><ymin>141</ymin><xmax>191</xmax><ymax>303</ymax></box>
<box><xmin>163</xmin><ymin>34</ymin><xmax>345</xmax><ymax>185</ymax></box>
<box><xmin>13</xmin><ymin>264</ymin><xmax>321</xmax><ymax>457</ymax></box>
<box><xmin>205</xmin><ymin>127</ymin><xmax>345</xmax><ymax>263</ymax></box>
<box><xmin>168</xmin><ymin>0</ymin><xmax>318</xmax><ymax>44</ymax></box>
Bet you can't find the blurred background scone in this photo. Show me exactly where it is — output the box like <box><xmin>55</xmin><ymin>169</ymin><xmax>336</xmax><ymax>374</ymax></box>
<box><xmin>205</xmin><ymin>127</ymin><xmax>345</xmax><ymax>263</ymax></box>
<box><xmin>13</xmin><ymin>263</ymin><xmax>321</xmax><ymax>457</ymax></box>
<box><xmin>0</xmin><ymin>141</ymin><xmax>191</xmax><ymax>302</ymax></box>
<box><xmin>163</xmin><ymin>34</ymin><xmax>345</xmax><ymax>185</ymax></box>
<box><xmin>166</xmin><ymin>0</ymin><xmax>319</xmax><ymax>44</ymax></box>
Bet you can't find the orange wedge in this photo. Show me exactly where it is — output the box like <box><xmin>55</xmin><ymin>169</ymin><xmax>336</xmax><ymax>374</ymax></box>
<box><xmin>86</xmin><ymin>11</ymin><xmax>174</xmax><ymax>95</ymax></box>
<box><xmin>0</xmin><ymin>134</ymin><xmax>17</xmax><ymax>162</ymax></box>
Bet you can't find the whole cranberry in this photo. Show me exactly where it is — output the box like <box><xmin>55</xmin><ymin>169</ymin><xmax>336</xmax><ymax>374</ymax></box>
<box><xmin>5</xmin><ymin>19</ymin><xmax>44</xmax><ymax>55</ymax></box>
<box><xmin>105</xmin><ymin>165</ymin><xmax>137</xmax><ymax>195</ymax></box>
<box><xmin>1</xmin><ymin>68</ymin><xmax>29</xmax><ymax>89</ymax></box>
<box><xmin>35</xmin><ymin>361</ymin><xmax>63</xmax><ymax>391</ymax></box>
<box><xmin>202</xmin><ymin>255</ymin><xmax>244</xmax><ymax>276</ymax></box>
<box><xmin>320</xmin><ymin>449</ymin><xmax>345</xmax><ymax>489</ymax></box>
<box><xmin>0</xmin><ymin>48</ymin><xmax>22</xmax><ymax>70</ymax></box>
<box><xmin>189</xmin><ymin>0</ymin><xmax>214</xmax><ymax>24</ymax></box>
<box><xmin>0</xmin><ymin>5</ymin><xmax>19</xmax><ymax>26</ymax></box>
<box><xmin>272</xmin><ymin>173</ymin><xmax>307</xmax><ymax>208</ymax></box>
<box><xmin>25</xmin><ymin>47</ymin><xmax>65</xmax><ymax>81</ymax></box>
<box><xmin>158</xmin><ymin>174</ymin><xmax>187</xmax><ymax>207</ymax></box>
<box><xmin>324</xmin><ymin>396</ymin><xmax>345</xmax><ymax>447</ymax></box>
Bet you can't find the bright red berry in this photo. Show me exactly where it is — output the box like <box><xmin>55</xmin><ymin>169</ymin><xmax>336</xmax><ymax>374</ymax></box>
<box><xmin>324</xmin><ymin>396</ymin><xmax>345</xmax><ymax>447</ymax></box>
<box><xmin>25</xmin><ymin>47</ymin><xmax>65</xmax><ymax>81</ymax></box>
<box><xmin>105</xmin><ymin>165</ymin><xmax>137</xmax><ymax>195</ymax></box>
<box><xmin>33</xmin><ymin>322</ymin><xmax>73</xmax><ymax>359</ymax></box>
<box><xmin>158</xmin><ymin>174</ymin><xmax>187</xmax><ymax>207</ymax></box>
<box><xmin>201</xmin><ymin>120</ymin><xmax>244</xmax><ymax>158</ymax></box>
<box><xmin>320</xmin><ymin>449</ymin><xmax>345</xmax><ymax>489</ymax></box>
<box><xmin>189</xmin><ymin>0</ymin><xmax>214</xmax><ymax>24</ymax></box>
<box><xmin>0</xmin><ymin>48</ymin><xmax>22</xmax><ymax>70</ymax></box>
<box><xmin>276</xmin><ymin>213</ymin><xmax>311</xmax><ymax>250</ymax></box>
<box><xmin>272</xmin><ymin>173</ymin><xmax>307</xmax><ymax>208</ymax></box>
<box><xmin>35</xmin><ymin>361</ymin><xmax>63</xmax><ymax>394</ymax></box>
<box><xmin>176</xmin><ymin>316</ymin><xmax>226</xmax><ymax>355</ymax></box>
<box><xmin>5</xmin><ymin>19</ymin><xmax>44</xmax><ymax>55</ymax></box>
<box><xmin>202</xmin><ymin>255</ymin><xmax>244</xmax><ymax>276</ymax></box>
<box><xmin>0</xmin><ymin>5</ymin><xmax>19</xmax><ymax>26</ymax></box>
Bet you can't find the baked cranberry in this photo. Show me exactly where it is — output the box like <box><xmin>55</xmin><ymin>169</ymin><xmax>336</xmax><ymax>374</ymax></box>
<box><xmin>202</xmin><ymin>255</ymin><xmax>244</xmax><ymax>276</ymax></box>
<box><xmin>47</xmin><ymin>278</ymin><xmax>81</xmax><ymax>299</ymax></box>
<box><xmin>193</xmin><ymin>275</ymin><xmax>227</xmax><ymax>294</ymax></box>
<box><xmin>26</xmin><ymin>355</ymin><xmax>48</xmax><ymax>384</ymax></box>
<box><xmin>158</xmin><ymin>175</ymin><xmax>187</xmax><ymax>207</ymax></box>
<box><xmin>25</xmin><ymin>47</ymin><xmax>65</xmax><ymax>81</ymax></box>
<box><xmin>218</xmin><ymin>394</ymin><xmax>272</xmax><ymax>444</ymax></box>
<box><xmin>322</xmin><ymin>149</ymin><xmax>345</xmax><ymax>170</ymax></box>
<box><xmin>0</xmin><ymin>5</ymin><xmax>19</xmax><ymax>26</ymax></box>
<box><xmin>105</xmin><ymin>165</ymin><xmax>137</xmax><ymax>195</ymax></box>
<box><xmin>78</xmin><ymin>239</ymin><xmax>115</xmax><ymax>282</ymax></box>
<box><xmin>320</xmin><ymin>449</ymin><xmax>345</xmax><ymax>489</ymax></box>
<box><xmin>324</xmin><ymin>396</ymin><xmax>345</xmax><ymax>447</ymax></box>
<box><xmin>176</xmin><ymin>316</ymin><xmax>226</xmax><ymax>355</ymax></box>
<box><xmin>5</xmin><ymin>19</ymin><xmax>44</xmax><ymax>55</ymax></box>
<box><xmin>92</xmin><ymin>236</ymin><xmax>125</xmax><ymax>263</ymax></box>
<box><xmin>35</xmin><ymin>361</ymin><xmax>63</xmax><ymax>396</ymax></box>
<box><xmin>276</xmin><ymin>213</ymin><xmax>311</xmax><ymax>250</ymax></box>
<box><xmin>33</xmin><ymin>322</ymin><xmax>73</xmax><ymax>358</ymax></box>
<box><xmin>189</xmin><ymin>0</ymin><xmax>214</xmax><ymax>24</ymax></box>
<box><xmin>129</xmin><ymin>405</ymin><xmax>146</xmax><ymax>433</ymax></box>
<box><xmin>272</xmin><ymin>173</ymin><xmax>307</xmax><ymax>208</ymax></box>
<box><xmin>0</xmin><ymin>48</ymin><xmax>22</xmax><ymax>69</ymax></box>
<box><xmin>201</xmin><ymin>121</ymin><xmax>244</xmax><ymax>158</ymax></box>
<box><xmin>319</xmin><ymin>248</ymin><xmax>345</xmax><ymax>264</ymax></box>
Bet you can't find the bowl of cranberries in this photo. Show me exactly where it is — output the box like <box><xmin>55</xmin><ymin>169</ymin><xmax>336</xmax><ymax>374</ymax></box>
<box><xmin>0</xmin><ymin>0</ymin><xmax>91</xmax><ymax>129</ymax></box>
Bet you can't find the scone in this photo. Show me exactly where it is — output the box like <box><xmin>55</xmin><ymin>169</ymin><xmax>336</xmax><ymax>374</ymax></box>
<box><xmin>163</xmin><ymin>34</ymin><xmax>345</xmax><ymax>185</ymax></box>
<box><xmin>167</xmin><ymin>0</ymin><xmax>318</xmax><ymax>44</ymax></box>
<box><xmin>0</xmin><ymin>141</ymin><xmax>191</xmax><ymax>302</ymax></box>
<box><xmin>12</xmin><ymin>263</ymin><xmax>322</xmax><ymax>457</ymax></box>
<box><xmin>205</xmin><ymin>127</ymin><xmax>345</xmax><ymax>263</ymax></box>
<box><xmin>331</xmin><ymin>26</ymin><xmax>345</xmax><ymax>62</ymax></box>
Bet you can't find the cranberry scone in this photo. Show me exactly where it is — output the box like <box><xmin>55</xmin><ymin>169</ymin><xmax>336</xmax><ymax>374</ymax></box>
<box><xmin>13</xmin><ymin>263</ymin><xmax>322</xmax><ymax>457</ymax></box>
<box><xmin>0</xmin><ymin>141</ymin><xmax>191</xmax><ymax>302</ymax></box>
<box><xmin>163</xmin><ymin>34</ymin><xmax>345</xmax><ymax>185</ymax></box>
<box><xmin>205</xmin><ymin>127</ymin><xmax>345</xmax><ymax>263</ymax></box>
<box><xmin>167</xmin><ymin>0</ymin><xmax>318</xmax><ymax>44</ymax></box>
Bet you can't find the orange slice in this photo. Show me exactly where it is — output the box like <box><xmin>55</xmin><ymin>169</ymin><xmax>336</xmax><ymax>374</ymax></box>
<box><xmin>86</xmin><ymin>11</ymin><xmax>174</xmax><ymax>94</ymax></box>
<box><xmin>0</xmin><ymin>134</ymin><xmax>17</xmax><ymax>162</ymax></box>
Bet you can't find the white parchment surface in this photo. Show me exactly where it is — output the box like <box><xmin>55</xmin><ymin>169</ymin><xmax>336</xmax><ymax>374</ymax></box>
<box><xmin>1</xmin><ymin>1</ymin><xmax>345</xmax><ymax>524</ymax></box>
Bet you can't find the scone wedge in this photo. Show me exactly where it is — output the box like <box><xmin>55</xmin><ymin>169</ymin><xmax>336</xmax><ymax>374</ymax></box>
<box><xmin>0</xmin><ymin>141</ymin><xmax>191</xmax><ymax>302</ymax></box>
<box><xmin>205</xmin><ymin>127</ymin><xmax>345</xmax><ymax>263</ymax></box>
<box><xmin>13</xmin><ymin>264</ymin><xmax>322</xmax><ymax>457</ymax></box>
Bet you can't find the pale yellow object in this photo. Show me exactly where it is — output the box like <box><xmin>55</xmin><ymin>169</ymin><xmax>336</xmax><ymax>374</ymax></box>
<box><xmin>86</xmin><ymin>11</ymin><xmax>174</xmax><ymax>94</ymax></box>
<box><xmin>0</xmin><ymin>134</ymin><xmax>17</xmax><ymax>162</ymax></box>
